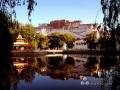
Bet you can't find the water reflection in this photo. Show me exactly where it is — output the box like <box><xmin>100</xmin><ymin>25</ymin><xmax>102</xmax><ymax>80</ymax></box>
<box><xmin>84</xmin><ymin>56</ymin><xmax>118</xmax><ymax>77</ymax></box>
<box><xmin>1</xmin><ymin>54</ymin><xmax>120</xmax><ymax>90</ymax></box>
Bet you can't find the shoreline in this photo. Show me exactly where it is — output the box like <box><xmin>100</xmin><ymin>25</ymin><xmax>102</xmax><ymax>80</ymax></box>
<box><xmin>12</xmin><ymin>49</ymin><xmax>120</xmax><ymax>57</ymax></box>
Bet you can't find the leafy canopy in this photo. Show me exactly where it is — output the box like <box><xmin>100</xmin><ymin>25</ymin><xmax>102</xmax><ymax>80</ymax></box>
<box><xmin>0</xmin><ymin>0</ymin><xmax>37</xmax><ymax>20</ymax></box>
<box><xmin>101</xmin><ymin>0</ymin><xmax>120</xmax><ymax>30</ymax></box>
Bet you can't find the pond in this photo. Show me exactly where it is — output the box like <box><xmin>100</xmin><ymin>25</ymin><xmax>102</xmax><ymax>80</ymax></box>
<box><xmin>1</xmin><ymin>54</ymin><xmax>120</xmax><ymax>90</ymax></box>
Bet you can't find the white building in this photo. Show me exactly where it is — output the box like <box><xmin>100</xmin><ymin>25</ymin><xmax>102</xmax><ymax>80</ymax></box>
<box><xmin>36</xmin><ymin>23</ymin><xmax>94</xmax><ymax>49</ymax></box>
<box><xmin>36</xmin><ymin>24</ymin><xmax>93</xmax><ymax>39</ymax></box>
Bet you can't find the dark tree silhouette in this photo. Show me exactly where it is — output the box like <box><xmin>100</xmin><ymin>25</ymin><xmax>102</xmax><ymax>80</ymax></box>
<box><xmin>0</xmin><ymin>11</ymin><xmax>13</xmax><ymax>70</ymax></box>
<box><xmin>101</xmin><ymin>1</ymin><xmax>120</xmax><ymax>89</ymax></box>
<box><xmin>0</xmin><ymin>1</ymin><xmax>36</xmax><ymax>90</ymax></box>
<box><xmin>0</xmin><ymin>0</ymin><xmax>37</xmax><ymax>68</ymax></box>
<box><xmin>0</xmin><ymin>0</ymin><xmax>37</xmax><ymax>67</ymax></box>
<box><xmin>0</xmin><ymin>0</ymin><xmax>37</xmax><ymax>20</ymax></box>
<box><xmin>101</xmin><ymin>0</ymin><xmax>120</xmax><ymax>29</ymax></box>
<box><xmin>101</xmin><ymin>0</ymin><xmax>120</xmax><ymax>50</ymax></box>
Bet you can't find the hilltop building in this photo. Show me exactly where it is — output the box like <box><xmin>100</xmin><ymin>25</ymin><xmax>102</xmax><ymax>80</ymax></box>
<box><xmin>36</xmin><ymin>20</ymin><xmax>92</xmax><ymax>39</ymax></box>
<box><xmin>36</xmin><ymin>20</ymin><xmax>94</xmax><ymax>49</ymax></box>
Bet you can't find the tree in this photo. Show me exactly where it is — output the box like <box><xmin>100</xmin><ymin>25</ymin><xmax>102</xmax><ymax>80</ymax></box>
<box><xmin>38</xmin><ymin>34</ymin><xmax>48</xmax><ymax>49</ymax></box>
<box><xmin>0</xmin><ymin>11</ymin><xmax>13</xmax><ymax>65</ymax></box>
<box><xmin>10</xmin><ymin>23</ymin><xmax>42</xmax><ymax>48</ymax></box>
<box><xmin>48</xmin><ymin>32</ymin><xmax>75</xmax><ymax>49</ymax></box>
<box><xmin>0</xmin><ymin>1</ymin><xmax>37</xmax><ymax>90</ymax></box>
<box><xmin>64</xmin><ymin>32</ymin><xmax>75</xmax><ymax>49</ymax></box>
<box><xmin>0</xmin><ymin>0</ymin><xmax>37</xmax><ymax>20</ymax></box>
<box><xmin>99</xmin><ymin>0</ymin><xmax>120</xmax><ymax>84</ymax></box>
<box><xmin>0</xmin><ymin>0</ymin><xmax>37</xmax><ymax>53</ymax></box>
<box><xmin>48</xmin><ymin>32</ymin><xmax>64</xmax><ymax>49</ymax></box>
<box><xmin>21</xmin><ymin>24</ymin><xmax>36</xmax><ymax>41</ymax></box>
<box><xmin>10</xmin><ymin>23</ymin><xmax>35</xmax><ymax>40</ymax></box>
<box><xmin>86</xmin><ymin>31</ymin><xmax>100</xmax><ymax>49</ymax></box>
<box><xmin>101</xmin><ymin>0</ymin><xmax>120</xmax><ymax>50</ymax></box>
<box><xmin>101</xmin><ymin>0</ymin><xmax>120</xmax><ymax>30</ymax></box>
<box><xmin>10</xmin><ymin>21</ymin><xmax>22</xmax><ymax>41</ymax></box>
<box><xmin>0</xmin><ymin>0</ymin><xmax>37</xmax><ymax>52</ymax></box>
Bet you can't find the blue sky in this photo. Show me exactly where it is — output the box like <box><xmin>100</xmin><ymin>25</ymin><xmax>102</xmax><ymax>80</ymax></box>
<box><xmin>15</xmin><ymin>0</ymin><xmax>103</xmax><ymax>26</ymax></box>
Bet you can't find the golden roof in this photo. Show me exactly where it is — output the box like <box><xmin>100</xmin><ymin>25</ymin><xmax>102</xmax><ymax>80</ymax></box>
<box><xmin>17</xmin><ymin>34</ymin><xmax>24</xmax><ymax>40</ymax></box>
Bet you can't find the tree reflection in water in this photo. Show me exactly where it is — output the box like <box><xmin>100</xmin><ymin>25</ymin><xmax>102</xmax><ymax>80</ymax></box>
<box><xmin>47</xmin><ymin>56</ymin><xmax>75</xmax><ymax>80</ymax></box>
<box><xmin>111</xmin><ymin>56</ymin><xmax>120</xmax><ymax>90</ymax></box>
<box><xmin>37</xmin><ymin>57</ymin><xmax>47</xmax><ymax>75</ymax></box>
<box><xmin>84</xmin><ymin>55</ymin><xmax>120</xmax><ymax>89</ymax></box>
<box><xmin>20</xmin><ymin>67</ymin><xmax>35</xmax><ymax>83</ymax></box>
<box><xmin>0</xmin><ymin>54</ymin><xmax>120</xmax><ymax>90</ymax></box>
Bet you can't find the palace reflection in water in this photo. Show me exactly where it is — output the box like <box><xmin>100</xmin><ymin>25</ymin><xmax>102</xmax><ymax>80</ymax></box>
<box><xmin>1</xmin><ymin>54</ymin><xmax>120</xmax><ymax>90</ymax></box>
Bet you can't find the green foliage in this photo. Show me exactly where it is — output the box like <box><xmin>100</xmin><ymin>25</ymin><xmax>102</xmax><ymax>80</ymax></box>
<box><xmin>21</xmin><ymin>24</ymin><xmax>36</xmax><ymax>41</ymax></box>
<box><xmin>10</xmin><ymin>23</ymin><xmax>37</xmax><ymax>42</ymax></box>
<box><xmin>38</xmin><ymin>34</ymin><xmax>48</xmax><ymax>49</ymax></box>
<box><xmin>48</xmin><ymin>32</ymin><xmax>64</xmax><ymax>49</ymax></box>
<box><xmin>86</xmin><ymin>31</ymin><xmax>100</xmax><ymax>49</ymax></box>
<box><xmin>31</xmin><ymin>40</ymin><xmax>38</xmax><ymax>49</ymax></box>
<box><xmin>86</xmin><ymin>30</ymin><xmax>117</xmax><ymax>50</ymax></box>
<box><xmin>86</xmin><ymin>31</ymin><xmax>99</xmax><ymax>43</ymax></box>
<box><xmin>48</xmin><ymin>32</ymin><xmax>75</xmax><ymax>49</ymax></box>
<box><xmin>64</xmin><ymin>32</ymin><xmax>75</xmax><ymax>42</ymax></box>
<box><xmin>64</xmin><ymin>32</ymin><xmax>75</xmax><ymax>49</ymax></box>
<box><xmin>10</xmin><ymin>23</ymin><xmax>75</xmax><ymax>50</ymax></box>
<box><xmin>51</xmin><ymin>32</ymin><xmax>62</xmax><ymax>37</ymax></box>
<box><xmin>10</xmin><ymin>22</ymin><xmax>40</xmax><ymax>48</ymax></box>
